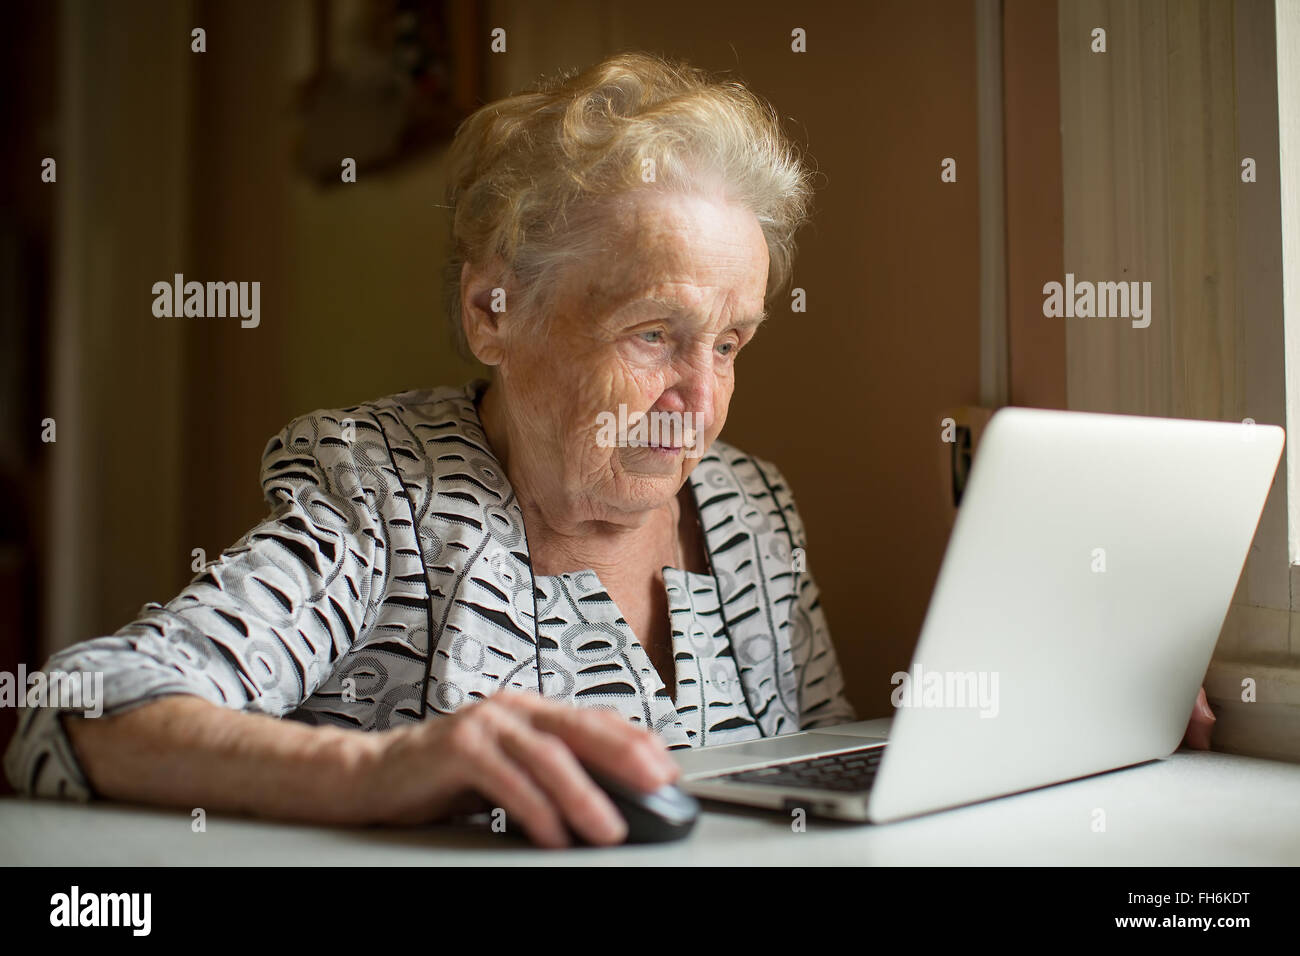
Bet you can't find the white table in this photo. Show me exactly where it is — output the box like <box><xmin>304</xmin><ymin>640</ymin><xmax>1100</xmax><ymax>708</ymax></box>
<box><xmin>3</xmin><ymin>749</ymin><xmax>1297</xmax><ymax>865</ymax></box>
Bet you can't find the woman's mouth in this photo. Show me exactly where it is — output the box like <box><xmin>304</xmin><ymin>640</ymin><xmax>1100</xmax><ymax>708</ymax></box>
<box><xmin>625</xmin><ymin>440</ymin><xmax>684</xmax><ymax>454</ymax></box>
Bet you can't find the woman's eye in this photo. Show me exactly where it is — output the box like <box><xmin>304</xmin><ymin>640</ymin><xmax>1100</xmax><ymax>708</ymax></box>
<box><xmin>639</xmin><ymin>330</ymin><xmax>665</xmax><ymax>344</ymax></box>
<box><xmin>717</xmin><ymin>340</ymin><xmax>738</xmax><ymax>357</ymax></box>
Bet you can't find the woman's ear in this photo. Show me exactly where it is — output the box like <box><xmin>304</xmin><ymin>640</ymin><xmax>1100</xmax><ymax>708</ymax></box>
<box><xmin>461</xmin><ymin>257</ymin><xmax>513</xmax><ymax>366</ymax></box>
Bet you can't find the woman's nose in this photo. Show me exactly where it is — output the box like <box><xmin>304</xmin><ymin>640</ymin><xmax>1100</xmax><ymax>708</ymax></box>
<box><xmin>663</xmin><ymin>368</ymin><xmax>715</xmax><ymax>431</ymax></box>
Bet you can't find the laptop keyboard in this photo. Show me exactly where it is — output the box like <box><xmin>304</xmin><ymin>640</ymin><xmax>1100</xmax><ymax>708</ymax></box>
<box><xmin>718</xmin><ymin>745</ymin><xmax>885</xmax><ymax>793</ymax></box>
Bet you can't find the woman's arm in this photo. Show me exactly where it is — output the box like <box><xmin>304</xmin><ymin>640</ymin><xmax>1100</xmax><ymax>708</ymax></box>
<box><xmin>4</xmin><ymin>410</ymin><xmax>389</xmax><ymax>800</ymax></box>
<box><xmin>61</xmin><ymin>690</ymin><xmax>681</xmax><ymax>847</ymax></box>
<box><xmin>61</xmin><ymin>695</ymin><xmax>379</xmax><ymax>824</ymax></box>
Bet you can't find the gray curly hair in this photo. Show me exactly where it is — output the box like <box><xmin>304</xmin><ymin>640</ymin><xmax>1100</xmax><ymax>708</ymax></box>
<box><xmin>442</xmin><ymin>51</ymin><xmax>815</xmax><ymax>358</ymax></box>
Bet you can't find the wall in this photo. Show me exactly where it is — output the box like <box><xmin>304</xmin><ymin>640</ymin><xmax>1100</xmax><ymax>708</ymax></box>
<box><xmin>44</xmin><ymin>0</ymin><xmax>194</xmax><ymax>652</ymax></box>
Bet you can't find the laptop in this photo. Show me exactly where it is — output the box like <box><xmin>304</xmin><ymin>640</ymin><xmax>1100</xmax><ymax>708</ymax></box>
<box><xmin>673</xmin><ymin>407</ymin><xmax>1284</xmax><ymax>823</ymax></box>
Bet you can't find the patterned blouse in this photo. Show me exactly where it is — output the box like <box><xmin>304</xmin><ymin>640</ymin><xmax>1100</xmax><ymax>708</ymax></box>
<box><xmin>5</xmin><ymin>380</ymin><xmax>856</xmax><ymax>800</ymax></box>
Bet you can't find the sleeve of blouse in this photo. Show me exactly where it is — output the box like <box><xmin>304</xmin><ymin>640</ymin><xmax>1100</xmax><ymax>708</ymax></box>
<box><xmin>2</xmin><ymin>410</ymin><xmax>388</xmax><ymax>800</ymax></box>
<box><xmin>768</xmin><ymin>464</ymin><xmax>859</xmax><ymax>730</ymax></box>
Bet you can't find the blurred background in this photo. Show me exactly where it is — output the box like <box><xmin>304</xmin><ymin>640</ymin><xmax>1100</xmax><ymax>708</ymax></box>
<box><xmin>3</xmin><ymin>0</ymin><xmax>1297</xmax><ymax>782</ymax></box>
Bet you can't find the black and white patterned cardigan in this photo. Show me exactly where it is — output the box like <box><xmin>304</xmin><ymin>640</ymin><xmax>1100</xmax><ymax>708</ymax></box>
<box><xmin>5</xmin><ymin>380</ymin><xmax>856</xmax><ymax>800</ymax></box>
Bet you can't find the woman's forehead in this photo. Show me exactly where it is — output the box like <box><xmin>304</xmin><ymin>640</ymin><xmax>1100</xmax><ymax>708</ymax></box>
<box><xmin>573</xmin><ymin>194</ymin><xmax>767</xmax><ymax>305</ymax></box>
<box><xmin>594</xmin><ymin>287</ymin><xmax>767</xmax><ymax>326</ymax></box>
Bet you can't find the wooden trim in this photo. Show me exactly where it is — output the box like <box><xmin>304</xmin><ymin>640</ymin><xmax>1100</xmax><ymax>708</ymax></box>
<box><xmin>977</xmin><ymin>0</ymin><xmax>1009</xmax><ymax>409</ymax></box>
<box><xmin>1003</xmin><ymin>0</ymin><xmax>1066</xmax><ymax>409</ymax></box>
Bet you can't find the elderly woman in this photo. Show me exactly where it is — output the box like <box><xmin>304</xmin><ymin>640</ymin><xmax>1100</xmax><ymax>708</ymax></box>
<box><xmin>3</xmin><ymin>52</ymin><xmax>856</xmax><ymax>848</ymax></box>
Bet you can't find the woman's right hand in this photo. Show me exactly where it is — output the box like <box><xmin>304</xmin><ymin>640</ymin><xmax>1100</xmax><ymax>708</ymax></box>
<box><xmin>356</xmin><ymin>689</ymin><xmax>681</xmax><ymax>848</ymax></box>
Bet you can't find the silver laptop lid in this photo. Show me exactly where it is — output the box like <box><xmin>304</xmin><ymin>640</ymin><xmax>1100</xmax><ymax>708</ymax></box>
<box><xmin>867</xmin><ymin>408</ymin><xmax>1283</xmax><ymax>823</ymax></box>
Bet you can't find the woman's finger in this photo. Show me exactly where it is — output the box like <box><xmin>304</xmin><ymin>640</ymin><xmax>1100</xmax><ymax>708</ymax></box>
<box><xmin>500</xmin><ymin>691</ymin><xmax>678</xmax><ymax>792</ymax></box>
<box><xmin>496</xmin><ymin>720</ymin><xmax>627</xmax><ymax>845</ymax></box>
<box><xmin>1182</xmin><ymin>686</ymin><xmax>1215</xmax><ymax>750</ymax></box>
<box><xmin>445</xmin><ymin>709</ymin><xmax>571</xmax><ymax>848</ymax></box>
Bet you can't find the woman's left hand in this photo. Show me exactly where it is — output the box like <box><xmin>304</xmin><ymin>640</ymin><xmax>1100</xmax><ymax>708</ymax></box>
<box><xmin>1182</xmin><ymin>686</ymin><xmax>1216</xmax><ymax>750</ymax></box>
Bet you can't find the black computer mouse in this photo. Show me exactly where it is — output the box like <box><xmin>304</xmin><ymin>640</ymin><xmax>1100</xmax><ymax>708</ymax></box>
<box><xmin>573</xmin><ymin>765</ymin><xmax>700</xmax><ymax>845</ymax></box>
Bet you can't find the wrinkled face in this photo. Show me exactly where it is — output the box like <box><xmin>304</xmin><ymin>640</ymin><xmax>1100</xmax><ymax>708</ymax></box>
<box><xmin>496</xmin><ymin>189</ymin><xmax>770</xmax><ymax>525</ymax></box>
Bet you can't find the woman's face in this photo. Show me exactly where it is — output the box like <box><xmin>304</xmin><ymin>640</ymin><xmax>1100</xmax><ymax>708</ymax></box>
<box><xmin>495</xmin><ymin>189</ymin><xmax>770</xmax><ymax>526</ymax></box>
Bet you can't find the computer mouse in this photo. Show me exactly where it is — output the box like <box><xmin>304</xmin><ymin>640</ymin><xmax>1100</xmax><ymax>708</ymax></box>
<box><xmin>573</xmin><ymin>765</ymin><xmax>700</xmax><ymax>845</ymax></box>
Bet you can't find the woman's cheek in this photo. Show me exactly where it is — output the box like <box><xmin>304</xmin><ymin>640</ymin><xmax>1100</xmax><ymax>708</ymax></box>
<box><xmin>606</xmin><ymin>363</ymin><xmax>666</xmax><ymax>410</ymax></box>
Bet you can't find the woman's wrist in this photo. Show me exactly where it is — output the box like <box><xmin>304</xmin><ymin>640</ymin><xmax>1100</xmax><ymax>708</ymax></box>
<box><xmin>324</xmin><ymin>723</ymin><xmax>399</xmax><ymax>825</ymax></box>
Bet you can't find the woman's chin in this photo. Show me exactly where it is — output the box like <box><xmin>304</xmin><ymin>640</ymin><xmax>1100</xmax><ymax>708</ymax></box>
<box><xmin>604</xmin><ymin>460</ymin><xmax>685</xmax><ymax>511</ymax></box>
